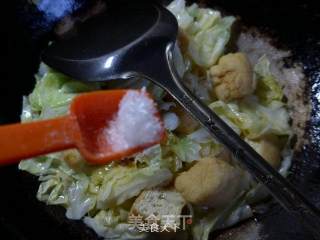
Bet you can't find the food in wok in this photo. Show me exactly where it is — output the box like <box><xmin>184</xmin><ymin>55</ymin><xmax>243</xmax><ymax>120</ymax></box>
<box><xmin>18</xmin><ymin>0</ymin><xmax>309</xmax><ymax>239</ymax></box>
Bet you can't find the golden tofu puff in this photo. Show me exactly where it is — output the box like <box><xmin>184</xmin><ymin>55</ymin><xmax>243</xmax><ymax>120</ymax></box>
<box><xmin>174</xmin><ymin>157</ymin><xmax>250</xmax><ymax>208</ymax></box>
<box><xmin>246</xmin><ymin>136</ymin><xmax>282</xmax><ymax>169</ymax></box>
<box><xmin>210</xmin><ymin>53</ymin><xmax>256</xmax><ymax>102</ymax></box>
<box><xmin>129</xmin><ymin>188</ymin><xmax>187</xmax><ymax>229</ymax></box>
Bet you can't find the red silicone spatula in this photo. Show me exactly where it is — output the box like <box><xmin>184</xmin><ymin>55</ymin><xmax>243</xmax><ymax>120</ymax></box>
<box><xmin>0</xmin><ymin>90</ymin><xmax>164</xmax><ymax>165</ymax></box>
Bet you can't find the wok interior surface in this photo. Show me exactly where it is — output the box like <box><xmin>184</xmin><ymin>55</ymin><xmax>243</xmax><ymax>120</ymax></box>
<box><xmin>2</xmin><ymin>0</ymin><xmax>320</xmax><ymax>239</ymax></box>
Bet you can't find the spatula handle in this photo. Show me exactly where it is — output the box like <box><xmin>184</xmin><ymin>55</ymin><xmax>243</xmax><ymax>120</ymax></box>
<box><xmin>0</xmin><ymin>116</ymin><xmax>76</xmax><ymax>165</ymax></box>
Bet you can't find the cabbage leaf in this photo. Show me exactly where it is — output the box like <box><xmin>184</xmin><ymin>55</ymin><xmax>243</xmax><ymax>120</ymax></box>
<box><xmin>28</xmin><ymin>67</ymin><xmax>99</xmax><ymax>119</ymax></box>
<box><xmin>20</xmin><ymin>152</ymin><xmax>172</xmax><ymax>219</ymax></box>
<box><xmin>254</xmin><ymin>55</ymin><xmax>283</xmax><ymax>104</ymax></box>
<box><xmin>191</xmin><ymin>191</ymin><xmax>250</xmax><ymax>240</ymax></box>
<box><xmin>168</xmin><ymin>0</ymin><xmax>235</xmax><ymax>68</ymax></box>
<box><xmin>84</xmin><ymin>208</ymin><xmax>147</xmax><ymax>240</ymax></box>
<box><xmin>209</xmin><ymin>98</ymin><xmax>291</xmax><ymax>139</ymax></box>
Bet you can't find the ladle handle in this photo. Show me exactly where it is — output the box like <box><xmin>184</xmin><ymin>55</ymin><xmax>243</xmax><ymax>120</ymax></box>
<box><xmin>0</xmin><ymin>116</ymin><xmax>75</xmax><ymax>165</ymax></box>
<box><xmin>162</xmin><ymin>45</ymin><xmax>320</xmax><ymax>239</ymax></box>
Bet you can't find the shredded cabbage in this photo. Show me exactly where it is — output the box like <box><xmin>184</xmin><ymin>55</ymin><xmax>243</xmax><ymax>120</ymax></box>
<box><xmin>135</xmin><ymin>133</ymin><xmax>206</xmax><ymax>171</ymax></box>
<box><xmin>209</xmin><ymin>97</ymin><xmax>291</xmax><ymax>139</ymax></box>
<box><xmin>84</xmin><ymin>208</ymin><xmax>147</xmax><ymax>239</ymax></box>
<box><xmin>254</xmin><ymin>55</ymin><xmax>284</xmax><ymax>104</ymax></box>
<box><xmin>28</xmin><ymin>67</ymin><xmax>99</xmax><ymax>119</ymax></box>
<box><xmin>93</xmin><ymin>165</ymin><xmax>172</xmax><ymax>209</ymax></box>
<box><xmin>167</xmin><ymin>133</ymin><xmax>202</xmax><ymax>163</ymax></box>
<box><xmin>191</xmin><ymin>191</ymin><xmax>249</xmax><ymax>240</ymax></box>
<box><xmin>20</xmin><ymin>151</ymin><xmax>172</xmax><ymax>219</ymax></box>
<box><xmin>168</xmin><ymin>0</ymin><xmax>235</xmax><ymax>68</ymax></box>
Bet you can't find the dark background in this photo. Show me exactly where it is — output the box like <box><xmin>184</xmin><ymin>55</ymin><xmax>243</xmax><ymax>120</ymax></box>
<box><xmin>2</xmin><ymin>0</ymin><xmax>320</xmax><ymax>239</ymax></box>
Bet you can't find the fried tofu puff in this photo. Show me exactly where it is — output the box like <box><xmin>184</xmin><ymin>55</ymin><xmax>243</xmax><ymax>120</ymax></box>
<box><xmin>210</xmin><ymin>53</ymin><xmax>256</xmax><ymax>102</ymax></box>
<box><xmin>248</xmin><ymin>136</ymin><xmax>281</xmax><ymax>169</ymax></box>
<box><xmin>174</xmin><ymin>157</ymin><xmax>249</xmax><ymax>208</ymax></box>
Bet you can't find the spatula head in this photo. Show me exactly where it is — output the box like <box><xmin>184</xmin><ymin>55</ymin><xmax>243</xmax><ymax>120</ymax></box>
<box><xmin>42</xmin><ymin>3</ymin><xmax>178</xmax><ymax>82</ymax></box>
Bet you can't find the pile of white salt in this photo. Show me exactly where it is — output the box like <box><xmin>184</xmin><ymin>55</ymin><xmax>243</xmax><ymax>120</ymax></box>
<box><xmin>105</xmin><ymin>89</ymin><xmax>163</xmax><ymax>151</ymax></box>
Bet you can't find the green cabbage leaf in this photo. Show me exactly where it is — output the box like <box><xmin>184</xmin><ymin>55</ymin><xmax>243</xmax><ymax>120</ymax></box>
<box><xmin>168</xmin><ymin>0</ymin><xmax>235</xmax><ymax>68</ymax></box>
<box><xmin>84</xmin><ymin>208</ymin><xmax>147</xmax><ymax>239</ymax></box>
<box><xmin>28</xmin><ymin>67</ymin><xmax>99</xmax><ymax>119</ymax></box>
<box><xmin>191</xmin><ymin>191</ymin><xmax>251</xmax><ymax>240</ymax></box>
<box><xmin>209</xmin><ymin>98</ymin><xmax>291</xmax><ymax>139</ymax></box>
<box><xmin>254</xmin><ymin>55</ymin><xmax>283</xmax><ymax>104</ymax></box>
